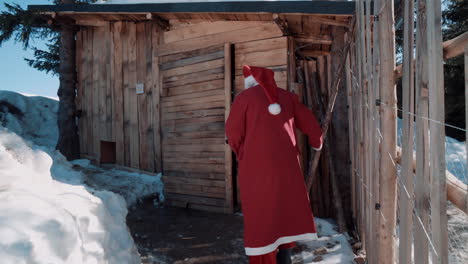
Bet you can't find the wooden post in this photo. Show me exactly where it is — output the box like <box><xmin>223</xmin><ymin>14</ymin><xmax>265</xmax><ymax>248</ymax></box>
<box><xmin>414</xmin><ymin>1</ymin><xmax>431</xmax><ymax>263</ymax></box>
<box><xmin>399</xmin><ymin>0</ymin><xmax>415</xmax><ymax>262</ymax></box>
<box><xmin>345</xmin><ymin>53</ymin><xmax>356</xmax><ymax>220</ymax></box>
<box><xmin>224</xmin><ymin>43</ymin><xmax>234</xmax><ymax>214</ymax></box>
<box><xmin>364</xmin><ymin>1</ymin><xmax>374</xmax><ymax>260</ymax></box>
<box><xmin>426</xmin><ymin>0</ymin><xmax>449</xmax><ymax>263</ymax></box>
<box><xmin>151</xmin><ymin>22</ymin><xmax>162</xmax><ymax>172</ymax></box>
<box><xmin>376</xmin><ymin>0</ymin><xmax>398</xmax><ymax>263</ymax></box>
<box><xmin>465</xmin><ymin>44</ymin><xmax>468</xmax><ymax>214</ymax></box>
<box><xmin>371</xmin><ymin>0</ymin><xmax>381</xmax><ymax>259</ymax></box>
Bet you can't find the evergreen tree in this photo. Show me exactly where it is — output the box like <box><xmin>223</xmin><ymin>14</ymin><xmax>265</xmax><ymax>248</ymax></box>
<box><xmin>0</xmin><ymin>0</ymin><xmax>94</xmax><ymax>159</ymax></box>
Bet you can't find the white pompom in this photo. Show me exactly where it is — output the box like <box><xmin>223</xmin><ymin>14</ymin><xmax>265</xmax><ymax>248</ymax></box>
<box><xmin>268</xmin><ymin>103</ymin><xmax>282</xmax><ymax>115</ymax></box>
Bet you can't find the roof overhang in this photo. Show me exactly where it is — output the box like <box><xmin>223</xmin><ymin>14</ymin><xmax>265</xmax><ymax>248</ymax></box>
<box><xmin>28</xmin><ymin>1</ymin><xmax>355</xmax><ymax>15</ymax></box>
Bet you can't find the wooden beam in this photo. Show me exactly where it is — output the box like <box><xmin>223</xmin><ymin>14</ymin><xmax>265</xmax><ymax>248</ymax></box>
<box><xmin>465</xmin><ymin>44</ymin><xmax>468</xmax><ymax>215</ymax></box>
<box><xmin>414</xmin><ymin>0</ymin><xmax>430</xmax><ymax>262</ymax></box>
<box><xmin>75</xmin><ymin>20</ymin><xmax>107</xmax><ymax>27</ymax></box>
<box><xmin>153</xmin><ymin>14</ymin><xmax>170</xmax><ymax>31</ymax></box>
<box><xmin>224</xmin><ymin>43</ymin><xmax>234</xmax><ymax>214</ymax></box>
<box><xmin>376</xmin><ymin>0</ymin><xmax>397</xmax><ymax>263</ymax></box>
<box><xmin>272</xmin><ymin>13</ymin><xmax>292</xmax><ymax>36</ymax></box>
<box><xmin>308</xmin><ymin>15</ymin><xmax>349</xmax><ymax>27</ymax></box>
<box><xmin>426</xmin><ymin>0</ymin><xmax>449</xmax><ymax>262</ymax></box>
<box><xmin>443</xmin><ymin>31</ymin><xmax>468</xmax><ymax>59</ymax></box>
<box><xmin>294</xmin><ymin>34</ymin><xmax>333</xmax><ymax>45</ymax></box>
<box><xmin>300</xmin><ymin>50</ymin><xmax>330</xmax><ymax>57</ymax></box>
<box><xmin>395</xmin><ymin>31</ymin><xmax>468</xmax><ymax>79</ymax></box>
<box><xmin>399</xmin><ymin>0</ymin><xmax>415</xmax><ymax>262</ymax></box>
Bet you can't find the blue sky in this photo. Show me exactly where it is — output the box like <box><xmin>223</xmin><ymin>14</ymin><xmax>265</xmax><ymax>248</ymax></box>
<box><xmin>0</xmin><ymin>0</ymin><xmax>59</xmax><ymax>99</ymax></box>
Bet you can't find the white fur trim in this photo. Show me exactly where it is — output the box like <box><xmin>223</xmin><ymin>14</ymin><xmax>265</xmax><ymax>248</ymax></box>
<box><xmin>268</xmin><ymin>103</ymin><xmax>282</xmax><ymax>115</ymax></box>
<box><xmin>313</xmin><ymin>143</ymin><xmax>323</xmax><ymax>151</ymax></box>
<box><xmin>244</xmin><ymin>75</ymin><xmax>258</xmax><ymax>89</ymax></box>
<box><xmin>245</xmin><ymin>233</ymin><xmax>318</xmax><ymax>256</ymax></box>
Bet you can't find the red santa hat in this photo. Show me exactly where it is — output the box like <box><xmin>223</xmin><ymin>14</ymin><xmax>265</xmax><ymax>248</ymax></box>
<box><xmin>243</xmin><ymin>65</ymin><xmax>282</xmax><ymax>115</ymax></box>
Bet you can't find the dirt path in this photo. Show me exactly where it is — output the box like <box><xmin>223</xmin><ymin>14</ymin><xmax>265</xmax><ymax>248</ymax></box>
<box><xmin>126</xmin><ymin>199</ymin><xmax>248</xmax><ymax>264</ymax></box>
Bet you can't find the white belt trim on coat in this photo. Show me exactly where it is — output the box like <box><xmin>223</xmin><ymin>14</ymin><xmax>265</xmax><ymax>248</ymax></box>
<box><xmin>244</xmin><ymin>233</ymin><xmax>318</xmax><ymax>256</ymax></box>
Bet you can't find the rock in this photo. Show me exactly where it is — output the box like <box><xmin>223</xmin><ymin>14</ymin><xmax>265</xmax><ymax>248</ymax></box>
<box><xmin>313</xmin><ymin>247</ymin><xmax>327</xmax><ymax>255</ymax></box>
<box><xmin>312</xmin><ymin>256</ymin><xmax>324</xmax><ymax>262</ymax></box>
<box><xmin>354</xmin><ymin>255</ymin><xmax>366</xmax><ymax>264</ymax></box>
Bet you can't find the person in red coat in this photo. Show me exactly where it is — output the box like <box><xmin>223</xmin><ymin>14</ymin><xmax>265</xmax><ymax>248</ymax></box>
<box><xmin>226</xmin><ymin>65</ymin><xmax>323</xmax><ymax>264</ymax></box>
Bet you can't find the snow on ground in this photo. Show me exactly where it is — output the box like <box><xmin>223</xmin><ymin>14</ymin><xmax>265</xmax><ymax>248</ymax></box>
<box><xmin>0</xmin><ymin>90</ymin><xmax>163</xmax><ymax>264</ymax></box>
<box><xmin>296</xmin><ymin>218</ymin><xmax>355</xmax><ymax>263</ymax></box>
<box><xmin>71</xmin><ymin>159</ymin><xmax>164</xmax><ymax>207</ymax></box>
<box><xmin>0</xmin><ymin>128</ymin><xmax>141</xmax><ymax>264</ymax></box>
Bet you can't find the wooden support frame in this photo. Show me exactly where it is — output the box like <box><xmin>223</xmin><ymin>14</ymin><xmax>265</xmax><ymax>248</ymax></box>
<box><xmin>426</xmin><ymin>0</ymin><xmax>449</xmax><ymax>262</ymax></box>
<box><xmin>465</xmin><ymin>44</ymin><xmax>468</xmax><ymax>215</ymax></box>
<box><xmin>399</xmin><ymin>0</ymin><xmax>416</xmax><ymax>262</ymax></box>
<box><xmin>414</xmin><ymin>1</ymin><xmax>431</xmax><ymax>262</ymax></box>
<box><xmin>376</xmin><ymin>0</ymin><xmax>397</xmax><ymax>263</ymax></box>
<box><xmin>224</xmin><ymin>43</ymin><xmax>234</xmax><ymax>214</ymax></box>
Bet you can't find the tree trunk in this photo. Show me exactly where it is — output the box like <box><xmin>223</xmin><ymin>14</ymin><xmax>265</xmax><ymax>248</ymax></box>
<box><xmin>56</xmin><ymin>0</ymin><xmax>80</xmax><ymax>160</ymax></box>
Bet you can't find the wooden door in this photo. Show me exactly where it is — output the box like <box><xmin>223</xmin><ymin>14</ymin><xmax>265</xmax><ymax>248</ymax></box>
<box><xmin>159</xmin><ymin>44</ymin><xmax>233</xmax><ymax>213</ymax></box>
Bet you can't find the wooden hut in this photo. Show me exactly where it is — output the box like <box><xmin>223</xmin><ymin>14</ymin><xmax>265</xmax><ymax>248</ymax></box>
<box><xmin>29</xmin><ymin>1</ymin><xmax>355</xmax><ymax>214</ymax></box>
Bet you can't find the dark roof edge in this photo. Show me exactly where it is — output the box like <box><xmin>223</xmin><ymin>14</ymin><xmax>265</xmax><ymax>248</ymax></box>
<box><xmin>28</xmin><ymin>1</ymin><xmax>355</xmax><ymax>15</ymax></box>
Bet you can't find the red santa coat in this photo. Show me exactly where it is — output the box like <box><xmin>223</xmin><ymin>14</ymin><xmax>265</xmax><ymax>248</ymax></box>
<box><xmin>226</xmin><ymin>68</ymin><xmax>323</xmax><ymax>256</ymax></box>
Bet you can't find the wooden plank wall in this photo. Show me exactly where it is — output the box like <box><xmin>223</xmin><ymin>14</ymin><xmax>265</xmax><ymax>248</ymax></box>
<box><xmin>159</xmin><ymin>44</ymin><xmax>229</xmax><ymax>213</ymax></box>
<box><xmin>77</xmin><ymin>21</ymin><xmax>162</xmax><ymax>171</ymax></box>
<box><xmin>76</xmin><ymin>19</ymin><xmax>288</xmax><ymax>213</ymax></box>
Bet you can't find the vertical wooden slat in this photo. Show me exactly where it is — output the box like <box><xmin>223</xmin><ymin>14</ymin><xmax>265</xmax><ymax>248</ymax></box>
<box><xmin>122</xmin><ymin>22</ymin><xmax>131</xmax><ymax>167</ymax></box>
<box><xmin>85</xmin><ymin>29</ymin><xmax>93</xmax><ymax>158</ymax></box>
<box><xmin>92</xmin><ymin>27</ymin><xmax>101</xmax><ymax>162</ymax></box>
<box><xmin>371</xmin><ymin>0</ymin><xmax>381</xmax><ymax>261</ymax></box>
<box><xmin>75</xmin><ymin>29</ymin><xmax>84</xmax><ymax>156</ymax></box>
<box><xmin>105</xmin><ymin>23</ymin><xmax>113</xmax><ymax>142</ymax></box>
<box><xmin>377</xmin><ymin>0</ymin><xmax>397</xmax><ymax>262</ymax></box>
<box><xmin>465</xmin><ymin>45</ymin><xmax>468</xmax><ymax>215</ymax></box>
<box><xmin>152</xmin><ymin>22</ymin><xmax>162</xmax><ymax>172</ymax></box>
<box><xmin>98</xmin><ymin>25</ymin><xmax>108</xmax><ymax>143</ymax></box>
<box><xmin>287</xmin><ymin>36</ymin><xmax>296</xmax><ymax>91</ymax></box>
<box><xmin>364</xmin><ymin>0</ymin><xmax>375</xmax><ymax>260</ymax></box>
<box><xmin>128</xmin><ymin>22</ymin><xmax>140</xmax><ymax>169</ymax></box>
<box><xmin>399</xmin><ymin>0</ymin><xmax>416</xmax><ymax>262</ymax></box>
<box><xmin>137</xmin><ymin>22</ymin><xmax>155</xmax><ymax>172</ymax></box>
<box><xmin>357</xmin><ymin>0</ymin><xmax>368</xmax><ymax>250</ymax></box>
<box><xmin>414</xmin><ymin>1</ymin><xmax>431</xmax><ymax>261</ymax></box>
<box><xmin>224</xmin><ymin>43</ymin><xmax>234</xmax><ymax>213</ymax></box>
<box><xmin>346</xmin><ymin>49</ymin><xmax>356</xmax><ymax>220</ymax></box>
<box><xmin>427</xmin><ymin>0</ymin><xmax>449</xmax><ymax>263</ymax></box>
<box><xmin>112</xmin><ymin>21</ymin><xmax>125</xmax><ymax>165</ymax></box>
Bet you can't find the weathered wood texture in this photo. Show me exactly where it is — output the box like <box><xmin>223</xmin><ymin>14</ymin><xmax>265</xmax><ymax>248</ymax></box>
<box><xmin>159</xmin><ymin>44</ymin><xmax>231</xmax><ymax>213</ymax></box>
<box><xmin>77</xmin><ymin>21</ymin><xmax>162</xmax><ymax>171</ymax></box>
<box><xmin>426</xmin><ymin>1</ymin><xmax>449</xmax><ymax>263</ymax></box>
<box><xmin>399</xmin><ymin>0</ymin><xmax>415</xmax><ymax>262</ymax></box>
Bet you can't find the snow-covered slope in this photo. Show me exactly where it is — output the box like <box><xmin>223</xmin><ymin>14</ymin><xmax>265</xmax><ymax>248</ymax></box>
<box><xmin>0</xmin><ymin>90</ymin><xmax>146</xmax><ymax>264</ymax></box>
<box><xmin>0</xmin><ymin>91</ymin><xmax>58</xmax><ymax>147</ymax></box>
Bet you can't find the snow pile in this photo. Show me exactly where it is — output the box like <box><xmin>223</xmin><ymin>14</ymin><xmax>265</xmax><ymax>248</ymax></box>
<box><xmin>0</xmin><ymin>129</ymin><xmax>140</xmax><ymax>264</ymax></box>
<box><xmin>71</xmin><ymin>159</ymin><xmax>164</xmax><ymax>207</ymax></box>
<box><xmin>0</xmin><ymin>90</ymin><xmax>163</xmax><ymax>264</ymax></box>
<box><xmin>0</xmin><ymin>90</ymin><xmax>58</xmax><ymax>147</ymax></box>
<box><xmin>296</xmin><ymin>218</ymin><xmax>355</xmax><ymax>263</ymax></box>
